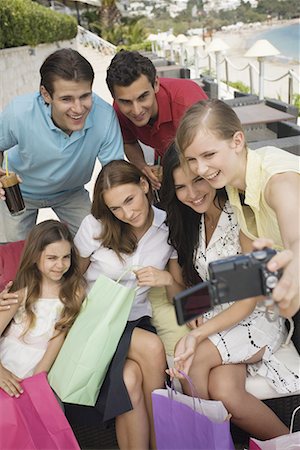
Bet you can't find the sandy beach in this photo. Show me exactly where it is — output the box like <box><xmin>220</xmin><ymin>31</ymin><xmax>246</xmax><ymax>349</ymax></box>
<box><xmin>205</xmin><ymin>18</ymin><xmax>300</xmax><ymax>102</ymax></box>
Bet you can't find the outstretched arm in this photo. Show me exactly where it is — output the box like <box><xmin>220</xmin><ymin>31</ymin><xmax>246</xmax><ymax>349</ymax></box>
<box><xmin>264</xmin><ymin>172</ymin><xmax>300</xmax><ymax>317</ymax></box>
<box><xmin>173</xmin><ymin>296</ymin><xmax>258</xmax><ymax>375</ymax></box>
<box><xmin>173</xmin><ymin>230</ymin><xmax>256</xmax><ymax>374</ymax></box>
<box><xmin>0</xmin><ymin>289</ymin><xmax>24</xmax><ymax>396</ymax></box>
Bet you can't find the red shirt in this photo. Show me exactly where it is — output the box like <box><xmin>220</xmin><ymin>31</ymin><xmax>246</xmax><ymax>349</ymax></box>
<box><xmin>113</xmin><ymin>78</ymin><xmax>207</xmax><ymax>159</ymax></box>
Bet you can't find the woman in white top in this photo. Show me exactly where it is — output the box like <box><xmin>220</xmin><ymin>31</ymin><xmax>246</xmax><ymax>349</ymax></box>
<box><xmin>66</xmin><ymin>160</ymin><xmax>184</xmax><ymax>450</ymax></box>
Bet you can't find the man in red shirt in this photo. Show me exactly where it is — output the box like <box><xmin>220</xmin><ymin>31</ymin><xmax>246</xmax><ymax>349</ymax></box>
<box><xmin>106</xmin><ymin>50</ymin><xmax>207</xmax><ymax>188</ymax></box>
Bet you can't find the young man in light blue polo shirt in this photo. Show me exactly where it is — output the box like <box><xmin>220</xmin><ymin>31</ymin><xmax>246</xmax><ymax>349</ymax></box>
<box><xmin>0</xmin><ymin>48</ymin><xmax>124</xmax><ymax>243</ymax></box>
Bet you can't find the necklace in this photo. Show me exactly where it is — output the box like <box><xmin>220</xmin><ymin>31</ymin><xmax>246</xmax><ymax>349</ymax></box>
<box><xmin>204</xmin><ymin>214</ymin><xmax>220</xmax><ymax>231</ymax></box>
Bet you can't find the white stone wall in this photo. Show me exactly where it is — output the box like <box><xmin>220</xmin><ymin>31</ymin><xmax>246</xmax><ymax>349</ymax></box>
<box><xmin>0</xmin><ymin>39</ymin><xmax>77</xmax><ymax>111</ymax></box>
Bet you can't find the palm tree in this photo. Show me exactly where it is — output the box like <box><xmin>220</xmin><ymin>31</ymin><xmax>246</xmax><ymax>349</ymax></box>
<box><xmin>99</xmin><ymin>0</ymin><xmax>121</xmax><ymax>32</ymax></box>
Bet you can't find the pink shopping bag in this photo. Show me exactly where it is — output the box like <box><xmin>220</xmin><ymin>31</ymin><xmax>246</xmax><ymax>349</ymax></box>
<box><xmin>0</xmin><ymin>371</ymin><xmax>79</xmax><ymax>450</ymax></box>
<box><xmin>249</xmin><ymin>406</ymin><xmax>300</xmax><ymax>450</ymax></box>
<box><xmin>249</xmin><ymin>432</ymin><xmax>300</xmax><ymax>450</ymax></box>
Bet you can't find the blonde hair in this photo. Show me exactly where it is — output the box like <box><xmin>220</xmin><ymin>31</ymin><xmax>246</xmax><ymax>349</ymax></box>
<box><xmin>11</xmin><ymin>220</ymin><xmax>85</xmax><ymax>336</ymax></box>
<box><xmin>176</xmin><ymin>99</ymin><xmax>245</xmax><ymax>156</ymax></box>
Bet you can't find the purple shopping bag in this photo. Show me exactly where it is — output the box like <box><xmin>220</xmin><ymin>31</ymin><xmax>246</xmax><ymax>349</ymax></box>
<box><xmin>152</xmin><ymin>387</ymin><xmax>235</xmax><ymax>450</ymax></box>
<box><xmin>0</xmin><ymin>371</ymin><xmax>79</xmax><ymax>450</ymax></box>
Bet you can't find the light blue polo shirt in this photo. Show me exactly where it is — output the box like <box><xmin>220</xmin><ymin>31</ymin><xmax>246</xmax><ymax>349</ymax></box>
<box><xmin>0</xmin><ymin>92</ymin><xmax>124</xmax><ymax>200</ymax></box>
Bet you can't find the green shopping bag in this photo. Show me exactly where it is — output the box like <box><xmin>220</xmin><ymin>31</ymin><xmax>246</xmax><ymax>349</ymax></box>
<box><xmin>48</xmin><ymin>273</ymin><xmax>136</xmax><ymax>406</ymax></box>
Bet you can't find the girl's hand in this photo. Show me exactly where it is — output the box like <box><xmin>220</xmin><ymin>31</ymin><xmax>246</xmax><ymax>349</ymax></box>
<box><xmin>0</xmin><ymin>363</ymin><xmax>23</xmax><ymax>397</ymax></box>
<box><xmin>134</xmin><ymin>266</ymin><xmax>173</xmax><ymax>287</ymax></box>
<box><xmin>253</xmin><ymin>238</ymin><xmax>299</xmax><ymax>317</ymax></box>
<box><xmin>172</xmin><ymin>332</ymin><xmax>198</xmax><ymax>375</ymax></box>
<box><xmin>187</xmin><ymin>316</ymin><xmax>203</xmax><ymax>329</ymax></box>
<box><xmin>0</xmin><ymin>282</ymin><xmax>18</xmax><ymax>311</ymax></box>
<box><xmin>270</xmin><ymin>252</ymin><xmax>299</xmax><ymax>316</ymax></box>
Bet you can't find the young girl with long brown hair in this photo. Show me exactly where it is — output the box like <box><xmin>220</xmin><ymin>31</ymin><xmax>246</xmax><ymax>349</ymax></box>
<box><xmin>0</xmin><ymin>220</ymin><xmax>85</xmax><ymax>397</ymax></box>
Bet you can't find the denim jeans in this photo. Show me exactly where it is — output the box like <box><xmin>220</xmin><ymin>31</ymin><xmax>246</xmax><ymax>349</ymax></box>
<box><xmin>0</xmin><ymin>188</ymin><xmax>91</xmax><ymax>243</ymax></box>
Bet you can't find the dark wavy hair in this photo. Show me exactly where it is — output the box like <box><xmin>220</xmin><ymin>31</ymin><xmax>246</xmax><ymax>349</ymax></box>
<box><xmin>160</xmin><ymin>143</ymin><xmax>227</xmax><ymax>286</ymax></box>
<box><xmin>10</xmin><ymin>220</ymin><xmax>85</xmax><ymax>335</ymax></box>
<box><xmin>91</xmin><ymin>160</ymin><xmax>153</xmax><ymax>259</ymax></box>
<box><xmin>106</xmin><ymin>50</ymin><xmax>157</xmax><ymax>97</ymax></box>
<box><xmin>40</xmin><ymin>48</ymin><xmax>94</xmax><ymax>97</ymax></box>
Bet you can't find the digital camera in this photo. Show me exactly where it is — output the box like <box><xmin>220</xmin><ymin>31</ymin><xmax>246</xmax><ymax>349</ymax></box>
<box><xmin>174</xmin><ymin>248</ymin><xmax>282</xmax><ymax>325</ymax></box>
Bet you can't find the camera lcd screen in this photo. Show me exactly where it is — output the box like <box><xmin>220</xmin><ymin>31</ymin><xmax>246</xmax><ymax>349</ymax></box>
<box><xmin>173</xmin><ymin>282</ymin><xmax>212</xmax><ymax>325</ymax></box>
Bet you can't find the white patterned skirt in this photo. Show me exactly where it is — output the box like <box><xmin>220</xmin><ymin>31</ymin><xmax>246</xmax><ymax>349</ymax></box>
<box><xmin>203</xmin><ymin>305</ymin><xmax>300</xmax><ymax>394</ymax></box>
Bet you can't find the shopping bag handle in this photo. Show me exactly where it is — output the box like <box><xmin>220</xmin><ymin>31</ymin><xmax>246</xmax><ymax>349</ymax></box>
<box><xmin>178</xmin><ymin>370</ymin><xmax>201</xmax><ymax>399</ymax></box>
<box><xmin>117</xmin><ymin>267</ymin><xmax>135</xmax><ymax>283</ymax></box>
<box><xmin>282</xmin><ymin>317</ymin><xmax>294</xmax><ymax>347</ymax></box>
<box><xmin>116</xmin><ymin>267</ymin><xmax>139</xmax><ymax>291</ymax></box>
<box><xmin>290</xmin><ymin>405</ymin><xmax>300</xmax><ymax>433</ymax></box>
<box><xmin>168</xmin><ymin>370</ymin><xmax>201</xmax><ymax>410</ymax></box>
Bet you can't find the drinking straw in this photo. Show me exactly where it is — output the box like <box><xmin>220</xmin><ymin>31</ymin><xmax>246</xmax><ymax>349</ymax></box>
<box><xmin>5</xmin><ymin>153</ymin><xmax>9</xmax><ymax>176</ymax></box>
<box><xmin>153</xmin><ymin>156</ymin><xmax>162</xmax><ymax>203</ymax></box>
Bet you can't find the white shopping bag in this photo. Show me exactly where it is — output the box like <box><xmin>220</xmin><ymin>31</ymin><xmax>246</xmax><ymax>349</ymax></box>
<box><xmin>154</xmin><ymin>386</ymin><xmax>229</xmax><ymax>423</ymax></box>
<box><xmin>249</xmin><ymin>406</ymin><xmax>300</xmax><ymax>450</ymax></box>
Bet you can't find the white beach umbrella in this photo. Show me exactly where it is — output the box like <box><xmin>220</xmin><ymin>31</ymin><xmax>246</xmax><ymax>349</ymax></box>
<box><xmin>244</xmin><ymin>39</ymin><xmax>280</xmax><ymax>99</ymax></box>
<box><xmin>187</xmin><ymin>36</ymin><xmax>205</xmax><ymax>78</ymax></box>
<box><xmin>147</xmin><ymin>34</ymin><xmax>158</xmax><ymax>53</ymax></box>
<box><xmin>166</xmin><ymin>33</ymin><xmax>176</xmax><ymax>62</ymax></box>
<box><xmin>174</xmin><ymin>34</ymin><xmax>188</xmax><ymax>66</ymax></box>
<box><xmin>206</xmin><ymin>38</ymin><xmax>229</xmax><ymax>92</ymax></box>
<box><xmin>205</xmin><ymin>38</ymin><xmax>229</xmax><ymax>54</ymax></box>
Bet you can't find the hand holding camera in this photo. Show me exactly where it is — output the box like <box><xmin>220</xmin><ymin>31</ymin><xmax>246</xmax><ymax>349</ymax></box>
<box><xmin>174</xmin><ymin>248</ymin><xmax>282</xmax><ymax>325</ymax></box>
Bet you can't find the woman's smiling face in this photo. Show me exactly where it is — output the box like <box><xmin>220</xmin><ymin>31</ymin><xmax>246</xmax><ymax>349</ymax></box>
<box><xmin>183</xmin><ymin>129</ymin><xmax>244</xmax><ymax>189</ymax></box>
<box><xmin>173</xmin><ymin>164</ymin><xmax>216</xmax><ymax>214</ymax></box>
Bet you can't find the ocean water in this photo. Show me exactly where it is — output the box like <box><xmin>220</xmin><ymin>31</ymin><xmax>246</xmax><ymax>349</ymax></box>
<box><xmin>254</xmin><ymin>22</ymin><xmax>300</xmax><ymax>61</ymax></box>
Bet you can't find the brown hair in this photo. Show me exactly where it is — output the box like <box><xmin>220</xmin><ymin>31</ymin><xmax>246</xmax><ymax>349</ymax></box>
<box><xmin>176</xmin><ymin>99</ymin><xmax>245</xmax><ymax>156</ymax></box>
<box><xmin>40</xmin><ymin>48</ymin><xmax>94</xmax><ymax>97</ymax></box>
<box><xmin>91</xmin><ymin>160</ymin><xmax>153</xmax><ymax>259</ymax></box>
<box><xmin>11</xmin><ymin>220</ymin><xmax>85</xmax><ymax>335</ymax></box>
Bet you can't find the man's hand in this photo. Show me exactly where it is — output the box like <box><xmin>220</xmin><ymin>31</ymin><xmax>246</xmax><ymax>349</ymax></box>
<box><xmin>0</xmin><ymin>168</ymin><xmax>22</xmax><ymax>200</ymax></box>
<box><xmin>0</xmin><ymin>167</ymin><xmax>6</xmax><ymax>200</ymax></box>
<box><xmin>0</xmin><ymin>282</ymin><xmax>19</xmax><ymax>311</ymax></box>
<box><xmin>141</xmin><ymin>165</ymin><xmax>161</xmax><ymax>190</ymax></box>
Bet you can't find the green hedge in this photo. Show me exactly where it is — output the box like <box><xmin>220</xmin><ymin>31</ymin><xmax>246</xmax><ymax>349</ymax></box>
<box><xmin>0</xmin><ymin>0</ymin><xmax>77</xmax><ymax>49</ymax></box>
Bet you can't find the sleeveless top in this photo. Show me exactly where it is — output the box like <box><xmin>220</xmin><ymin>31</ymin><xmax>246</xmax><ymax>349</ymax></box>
<box><xmin>0</xmin><ymin>296</ymin><xmax>63</xmax><ymax>378</ymax></box>
<box><xmin>226</xmin><ymin>146</ymin><xmax>300</xmax><ymax>249</ymax></box>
